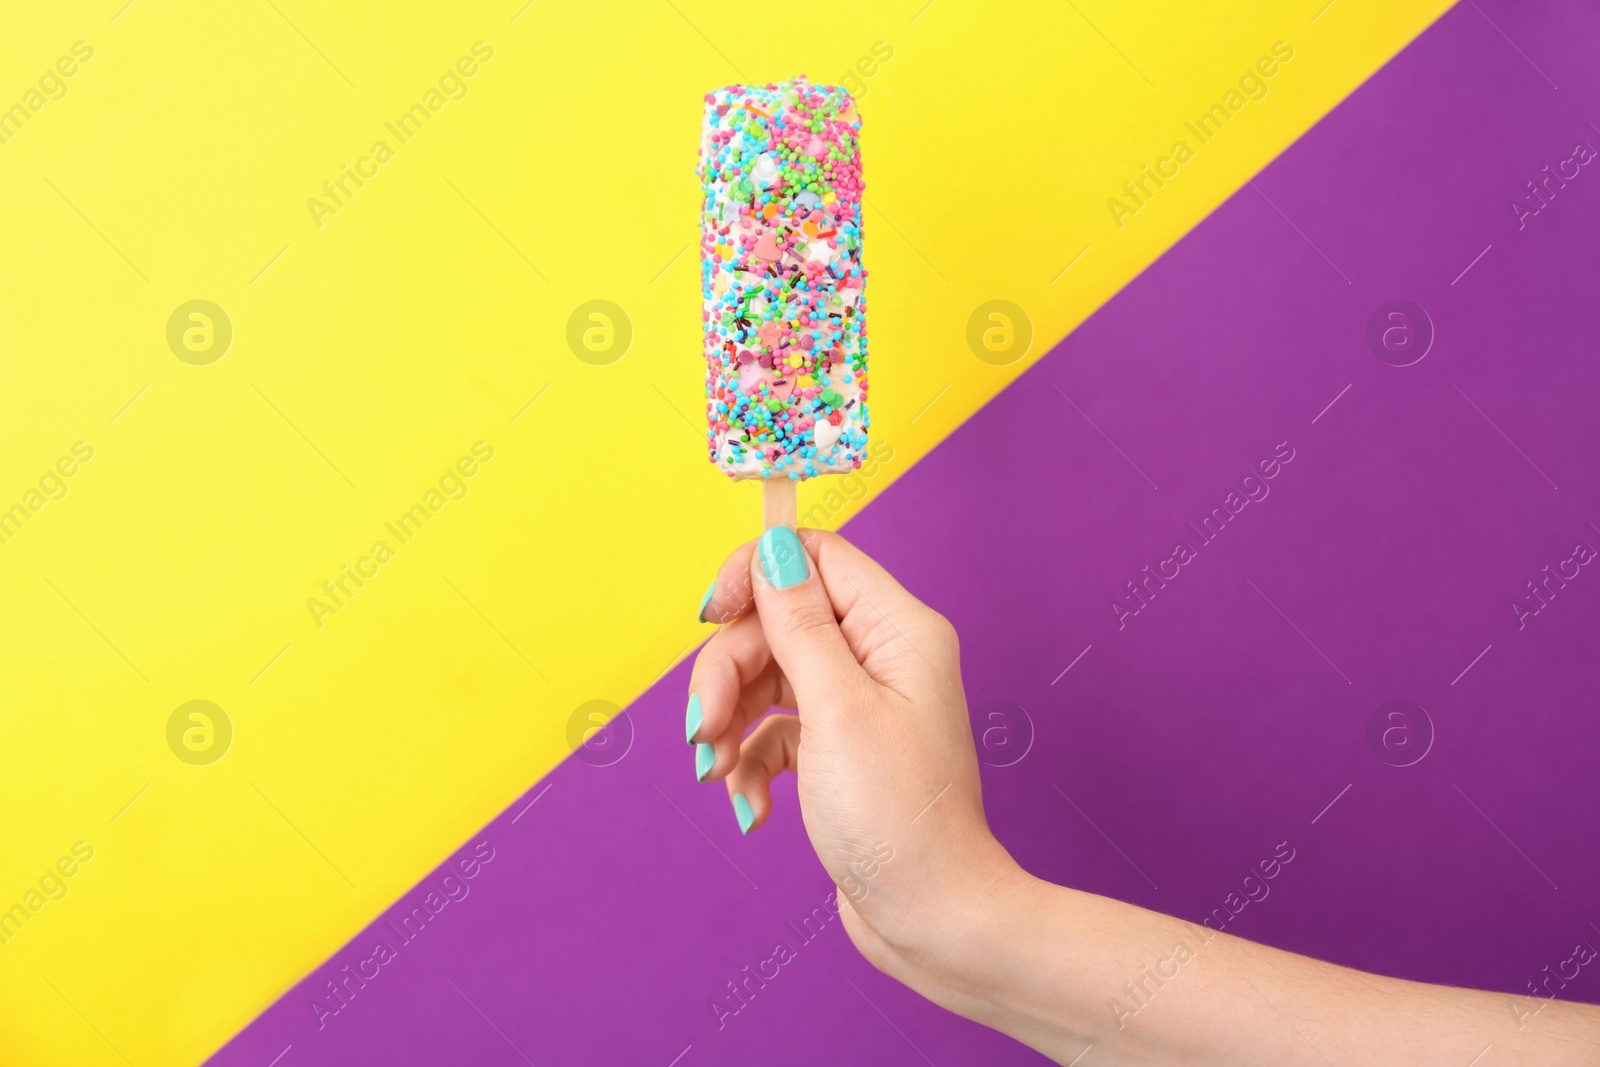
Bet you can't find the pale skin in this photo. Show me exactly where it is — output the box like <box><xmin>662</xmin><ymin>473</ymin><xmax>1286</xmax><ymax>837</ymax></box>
<box><xmin>689</xmin><ymin>528</ymin><xmax>1600</xmax><ymax>1066</ymax></box>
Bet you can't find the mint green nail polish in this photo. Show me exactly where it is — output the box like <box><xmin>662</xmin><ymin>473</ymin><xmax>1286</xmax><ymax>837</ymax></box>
<box><xmin>758</xmin><ymin>526</ymin><xmax>808</xmax><ymax>589</ymax></box>
<box><xmin>733</xmin><ymin>793</ymin><xmax>754</xmax><ymax>835</ymax></box>
<box><xmin>685</xmin><ymin>693</ymin><xmax>703</xmax><ymax>745</ymax></box>
<box><xmin>695</xmin><ymin>742</ymin><xmax>715</xmax><ymax>781</ymax></box>
<box><xmin>697</xmin><ymin>580</ymin><xmax>716</xmax><ymax>622</ymax></box>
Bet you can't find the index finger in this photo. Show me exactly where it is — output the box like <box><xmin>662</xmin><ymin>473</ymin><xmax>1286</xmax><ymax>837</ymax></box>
<box><xmin>699</xmin><ymin>537</ymin><xmax>759</xmax><ymax>625</ymax></box>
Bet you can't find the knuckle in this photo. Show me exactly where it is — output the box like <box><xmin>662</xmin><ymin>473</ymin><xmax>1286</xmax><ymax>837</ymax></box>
<box><xmin>923</xmin><ymin>609</ymin><xmax>960</xmax><ymax>653</ymax></box>
<box><xmin>785</xmin><ymin>600</ymin><xmax>839</xmax><ymax>641</ymax></box>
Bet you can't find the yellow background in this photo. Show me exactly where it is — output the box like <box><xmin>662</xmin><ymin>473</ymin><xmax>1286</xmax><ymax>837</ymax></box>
<box><xmin>0</xmin><ymin>0</ymin><xmax>1449</xmax><ymax>1062</ymax></box>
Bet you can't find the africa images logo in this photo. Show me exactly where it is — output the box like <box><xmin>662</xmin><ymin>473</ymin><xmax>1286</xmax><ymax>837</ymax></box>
<box><xmin>1105</xmin><ymin>41</ymin><xmax>1296</xmax><ymax>230</ymax></box>
<box><xmin>1110</xmin><ymin>442</ymin><xmax>1296</xmax><ymax>629</ymax></box>
<box><xmin>306</xmin><ymin>42</ymin><xmax>495</xmax><ymax>230</ymax></box>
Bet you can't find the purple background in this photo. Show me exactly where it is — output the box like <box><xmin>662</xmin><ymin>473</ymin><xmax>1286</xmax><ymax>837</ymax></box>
<box><xmin>212</xmin><ymin>3</ymin><xmax>1600</xmax><ymax>1064</ymax></box>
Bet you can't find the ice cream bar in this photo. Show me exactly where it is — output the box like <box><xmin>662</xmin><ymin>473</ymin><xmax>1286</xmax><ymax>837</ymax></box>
<box><xmin>698</xmin><ymin>78</ymin><xmax>868</xmax><ymax>526</ymax></box>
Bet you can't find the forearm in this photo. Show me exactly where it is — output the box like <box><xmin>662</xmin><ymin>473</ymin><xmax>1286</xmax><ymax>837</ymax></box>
<box><xmin>886</xmin><ymin>872</ymin><xmax>1600</xmax><ymax>1066</ymax></box>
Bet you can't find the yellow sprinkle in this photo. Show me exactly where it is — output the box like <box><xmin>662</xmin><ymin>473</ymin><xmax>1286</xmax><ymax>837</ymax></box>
<box><xmin>822</xmin><ymin>191</ymin><xmax>837</xmax><ymax>204</ymax></box>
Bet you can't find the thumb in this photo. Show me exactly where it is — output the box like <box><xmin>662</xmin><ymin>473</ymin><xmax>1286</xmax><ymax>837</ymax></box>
<box><xmin>750</xmin><ymin>525</ymin><xmax>869</xmax><ymax>709</ymax></box>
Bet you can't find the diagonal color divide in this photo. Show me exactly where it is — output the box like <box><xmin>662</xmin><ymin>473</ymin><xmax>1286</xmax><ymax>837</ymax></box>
<box><xmin>0</xmin><ymin>1</ymin><xmax>1510</xmax><ymax>1064</ymax></box>
<box><xmin>210</xmin><ymin>5</ymin><xmax>1600</xmax><ymax>1064</ymax></box>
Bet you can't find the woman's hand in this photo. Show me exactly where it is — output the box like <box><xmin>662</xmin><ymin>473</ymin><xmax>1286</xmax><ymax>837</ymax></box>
<box><xmin>687</xmin><ymin>527</ymin><xmax>1027</xmax><ymax>976</ymax></box>
<box><xmin>686</xmin><ymin>527</ymin><xmax>1600</xmax><ymax>1067</ymax></box>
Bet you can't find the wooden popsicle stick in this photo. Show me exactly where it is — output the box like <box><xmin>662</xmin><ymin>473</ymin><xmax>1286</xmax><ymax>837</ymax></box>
<box><xmin>763</xmin><ymin>476</ymin><xmax>797</xmax><ymax>532</ymax></box>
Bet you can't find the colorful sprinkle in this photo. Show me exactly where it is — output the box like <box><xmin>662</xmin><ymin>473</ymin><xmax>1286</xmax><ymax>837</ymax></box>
<box><xmin>699</xmin><ymin>78</ymin><xmax>869</xmax><ymax>481</ymax></box>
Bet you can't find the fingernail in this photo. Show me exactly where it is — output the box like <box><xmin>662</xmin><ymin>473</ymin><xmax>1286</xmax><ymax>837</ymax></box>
<box><xmin>697</xmin><ymin>580</ymin><xmax>716</xmax><ymax>623</ymax></box>
<box><xmin>685</xmin><ymin>693</ymin><xmax>703</xmax><ymax>745</ymax></box>
<box><xmin>733</xmin><ymin>793</ymin><xmax>754</xmax><ymax>835</ymax></box>
<box><xmin>758</xmin><ymin>526</ymin><xmax>808</xmax><ymax>589</ymax></box>
<box><xmin>695</xmin><ymin>742</ymin><xmax>715</xmax><ymax>782</ymax></box>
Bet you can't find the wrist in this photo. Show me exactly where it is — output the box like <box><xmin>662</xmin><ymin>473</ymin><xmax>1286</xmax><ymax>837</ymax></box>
<box><xmin>877</xmin><ymin>862</ymin><xmax>1115</xmax><ymax>1062</ymax></box>
<box><xmin>864</xmin><ymin>844</ymin><xmax>1046</xmax><ymax>1018</ymax></box>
